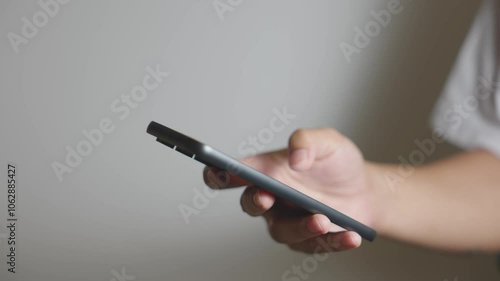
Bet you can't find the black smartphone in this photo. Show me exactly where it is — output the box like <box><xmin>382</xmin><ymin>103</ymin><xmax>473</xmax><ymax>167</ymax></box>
<box><xmin>147</xmin><ymin>121</ymin><xmax>376</xmax><ymax>241</ymax></box>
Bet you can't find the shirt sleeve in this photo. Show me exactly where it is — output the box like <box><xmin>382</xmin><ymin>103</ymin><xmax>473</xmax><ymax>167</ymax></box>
<box><xmin>431</xmin><ymin>0</ymin><xmax>500</xmax><ymax>157</ymax></box>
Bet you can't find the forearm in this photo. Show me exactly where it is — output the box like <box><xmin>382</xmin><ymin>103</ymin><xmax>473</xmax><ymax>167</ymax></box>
<box><xmin>368</xmin><ymin>149</ymin><xmax>500</xmax><ymax>252</ymax></box>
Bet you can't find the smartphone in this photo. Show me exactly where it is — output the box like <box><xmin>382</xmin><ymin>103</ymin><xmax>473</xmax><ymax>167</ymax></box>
<box><xmin>147</xmin><ymin>121</ymin><xmax>376</xmax><ymax>241</ymax></box>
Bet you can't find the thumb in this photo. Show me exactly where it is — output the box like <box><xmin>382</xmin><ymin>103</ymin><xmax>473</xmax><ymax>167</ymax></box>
<box><xmin>288</xmin><ymin>128</ymin><xmax>345</xmax><ymax>171</ymax></box>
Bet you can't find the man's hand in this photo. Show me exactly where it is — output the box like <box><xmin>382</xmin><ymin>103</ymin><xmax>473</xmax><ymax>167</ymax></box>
<box><xmin>203</xmin><ymin>128</ymin><xmax>382</xmax><ymax>253</ymax></box>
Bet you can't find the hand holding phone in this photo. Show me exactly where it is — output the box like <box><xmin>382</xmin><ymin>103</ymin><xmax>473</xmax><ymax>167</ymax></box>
<box><xmin>147</xmin><ymin>121</ymin><xmax>377</xmax><ymax>242</ymax></box>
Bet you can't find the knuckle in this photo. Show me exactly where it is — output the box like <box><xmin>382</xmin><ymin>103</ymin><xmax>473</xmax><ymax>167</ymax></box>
<box><xmin>320</xmin><ymin>127</ymin><xmax>342</xmax><ymax>140</ymax></box>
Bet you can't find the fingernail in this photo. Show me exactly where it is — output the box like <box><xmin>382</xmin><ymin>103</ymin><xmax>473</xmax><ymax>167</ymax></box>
<box><xmin>290</xmin><ymin>149</ymin><xmax>308</xmax><ymax>168</ymax></box>
<box><xmin>350</xmin><ymin>233</ymin><xmax>362</xmax><ymax>246</ymax></box>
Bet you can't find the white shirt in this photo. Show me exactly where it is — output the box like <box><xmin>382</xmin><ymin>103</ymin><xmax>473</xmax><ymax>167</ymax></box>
<box><xmin>431</xmin><ymin>0</ymin><xmax>500</xmax><ymax>157</ymax></box>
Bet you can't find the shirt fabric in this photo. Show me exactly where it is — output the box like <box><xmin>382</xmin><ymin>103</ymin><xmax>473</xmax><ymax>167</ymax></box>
<box><xmin>431</xmin><ymin>0</ymin><xmax>500</xmax><ymax>156</ymax></box>
<box><xmin>430</xmin><ymin>0</ymin><xmax>500</xmax><ymax>270</ymax></box>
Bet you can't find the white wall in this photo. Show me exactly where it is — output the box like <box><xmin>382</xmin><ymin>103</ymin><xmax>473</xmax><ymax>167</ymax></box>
<box><xmin>1</xmin><ymin>0</ymin><xmax>497</xmax><ymax>280</ymax></box>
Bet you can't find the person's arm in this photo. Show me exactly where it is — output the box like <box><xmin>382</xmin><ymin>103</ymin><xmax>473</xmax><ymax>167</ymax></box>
<box><xmin>203</xmin><ymin>128</ymin><xmax>500</xmax><ymax>253</ymax></box>
<box><xmin>370</xmin><ymin>150</ymin><xmax>500</xmax><ymax>252</ymax></box>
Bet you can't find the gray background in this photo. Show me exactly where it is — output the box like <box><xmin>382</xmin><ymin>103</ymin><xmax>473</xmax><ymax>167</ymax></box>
<box><xmin>0</xmin><ymin>0</ymin><xmax>498</xmax><ymax>280</ymax></box>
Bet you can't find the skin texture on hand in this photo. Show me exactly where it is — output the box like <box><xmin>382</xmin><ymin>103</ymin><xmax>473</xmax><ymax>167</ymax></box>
<box><xmin>203</xmin><ymin>128</ymin><xmax>382</xmax><ymax>253</ymax></box>
<box><xmin>203</xmin><ymin>128</ymin><xmax>500</xmax><ymax>253</ymax></box>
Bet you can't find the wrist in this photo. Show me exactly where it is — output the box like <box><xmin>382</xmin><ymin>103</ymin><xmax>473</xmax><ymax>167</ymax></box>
<box><xmin>364</xmin><ymin>161</ymin><xmax>396</xmax><ymax>236</ymax></box>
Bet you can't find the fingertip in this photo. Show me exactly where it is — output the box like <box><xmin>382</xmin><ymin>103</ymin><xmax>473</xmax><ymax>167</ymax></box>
<box><xmin>253</xmin><ymin>189</ymin><xmax>275</xmax><ymax>211</ymax></box>
<box><xmin>203</xmin><ymin>166</ymin><xmax>228</xmax><ymax>189</ymax></box>
<box><xmin>344</xmin><ymin>232</ymin><xmax>362</xmax><ymax>248</ymax></box>
<box><xmin>307</xmin><ymin>214</ymin><xmax>330</xmax><ymax>235</ymax></box>
<box><xmin>288</xmin><ymin>128</ymin><xmax>344</xmax><ymax>171</ymax></box>
<box><xmin>203</xmin><ymin>167</ymin><xmax>216</xmax><ymax>189</ymax></box>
